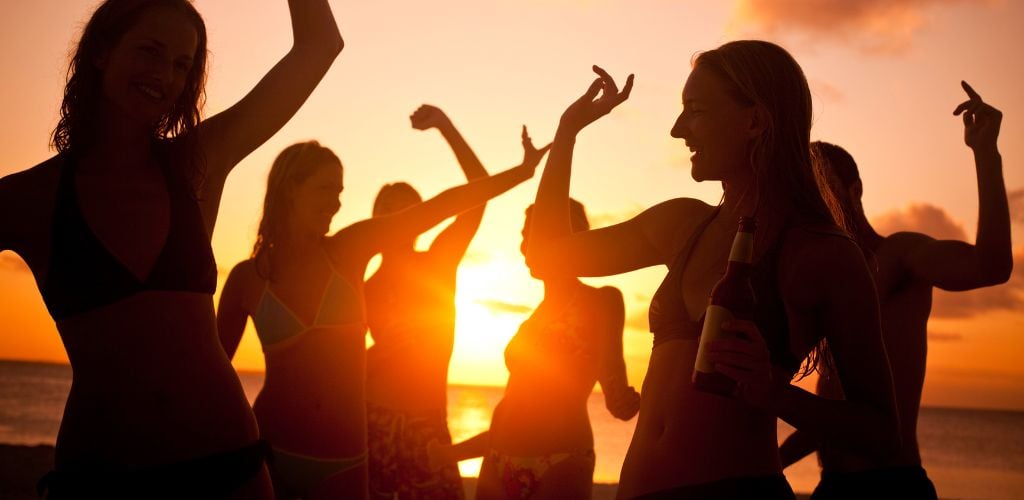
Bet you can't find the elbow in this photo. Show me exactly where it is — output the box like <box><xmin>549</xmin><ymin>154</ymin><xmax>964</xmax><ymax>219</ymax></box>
<box><xmin>978</xmin><ymin>256</ymin><xmax>1013</xmax><ymax>287</ymax></box>
<box><xmin>295</xmin><ymin>30</ymin><xmax>344</xmax><ymax>61</ymax></box>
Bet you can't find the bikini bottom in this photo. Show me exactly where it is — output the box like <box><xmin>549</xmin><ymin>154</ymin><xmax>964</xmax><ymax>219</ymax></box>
<box><xmin>38</xmin><ymin>440</ymin><xmax>269</xmax><ymax>499</ymax></box>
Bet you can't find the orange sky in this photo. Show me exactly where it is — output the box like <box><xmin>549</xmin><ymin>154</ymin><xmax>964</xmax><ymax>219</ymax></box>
<box><xmin>2</xmin><ymin>0</ymin><xmax>1023</xmax><ymax>411</ymax></box>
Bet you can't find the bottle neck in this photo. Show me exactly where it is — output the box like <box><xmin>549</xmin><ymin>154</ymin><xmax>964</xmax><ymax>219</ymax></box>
<box><xmin>727</xmin><ymin>230</ymin><xmax>754</xmax><ymax>265</ymax></box>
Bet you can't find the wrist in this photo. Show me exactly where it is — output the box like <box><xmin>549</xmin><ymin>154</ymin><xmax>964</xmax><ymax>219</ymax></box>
<box><xmin>553</xmin><ymin>126</ymin><xmax>579</xmax><ymax>144</ymax></box>
<box><xmin>972</xmin><ymin>147</ymin><xmax>1001</xmax><ymax>163</ymax></box>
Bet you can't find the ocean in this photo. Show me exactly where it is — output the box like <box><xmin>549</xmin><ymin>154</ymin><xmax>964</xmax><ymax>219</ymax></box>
<box><xmin>1</xmin><ymin>360</ymin><xmax>1022</xmax><ymax>499</ymax></box>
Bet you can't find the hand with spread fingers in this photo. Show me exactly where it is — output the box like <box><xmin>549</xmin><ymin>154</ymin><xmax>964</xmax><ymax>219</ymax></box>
<box><xmin>518</xmin><ymin>125</ymin><xmax>552</xmax><ymax>177</ymax></box>
<box><xmin>410</xmin><ymin>104</ymin><xmax>453</xmax><ymax>131</ymax></box>
<box><xmin>559</xmin><ymin>65</ymin><xmax>635</xmax><ymax>134</ymax></box>
<box><xmin>707</xmin><ymin>319</ymin><xmax>778</xmax><ymax>410</ymax></box>
<box><xmin>953</xmin><ymin>80</ymin><xmax>1002</xmax><ymax>154</ymax></box>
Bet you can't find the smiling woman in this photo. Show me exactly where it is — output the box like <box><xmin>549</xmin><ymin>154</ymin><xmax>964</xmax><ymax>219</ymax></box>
<box><xmin>0</xmin><ymin>0</ymin><xmax>344</xmax><ymax>497</ymax></box>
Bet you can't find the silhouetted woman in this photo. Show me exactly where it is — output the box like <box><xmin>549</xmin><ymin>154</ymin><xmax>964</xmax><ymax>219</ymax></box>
<box><xmin>526</xmin><ymin>41</ymin><xmax>901</xmax><ymax>499</ymax></box>
<box><xmin>217</xmin><ymin>132</ymin><xmax>546</xmax><ymax>499</ymax></box>
<box><xmin>364</xmin><ymin>105</ymin><xmax>500</xmax><ymax>499</ymax></box>
<box><xmin>429</xmin><ymin>200</ymin><xmax>642</xmax><ymax>500</ymax></box>
<box><xmin>0</xmin><ymin>0</ymin><xmax>341</xmax><ymax>497</ymax></box>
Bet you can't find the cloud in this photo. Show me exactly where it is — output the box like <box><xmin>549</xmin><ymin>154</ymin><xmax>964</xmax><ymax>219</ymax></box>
<box><xmin>0</xmin><ymin>252</ymin><xmax>29</xmax><ymax>273</ymax></box>
<box><xmin>870</xmin><ymin>203</ymin><xmax>967</xmax><ymax>240</ymax></box>
<box><xmin>810</xmin><ymin>79</ymin><xmax>845</xmax><ymax>103</ymax></box>
<box><xmin>927</xmin><ymin>330</ymin><xmax>963</xmax><ymax>342</ymax></box>
<box><xmin>1008</xmin><ymin>188</ymin><xmax>1024</xmax><ymax>226</ymax></box>
<box><xmin>729</xmin><ymin>0</ymin><xmax>984</xmax><ymax>54</ymax></box>
<box><xmin>476</xmin><ymin>299</ymin><xmax>532</xmax><ymax>315</ymax></box>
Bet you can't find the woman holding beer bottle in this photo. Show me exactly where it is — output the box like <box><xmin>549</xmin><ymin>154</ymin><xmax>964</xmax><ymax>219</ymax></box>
<box><xmin>526</xmin><ymin>40</ymin><xmax>900</xmax><ymax>498</ymax></box>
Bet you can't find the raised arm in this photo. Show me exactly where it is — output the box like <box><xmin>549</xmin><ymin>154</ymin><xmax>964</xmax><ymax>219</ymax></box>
<box><xmin>527</xmin><ymin>66</ymin><xmax>677</xmax><ymax>278</ymax></box>
<box><xmin>414</xmin><ymin>105</ymin><xmax>489</xmax><ymax>262</ymax></box>
<box><xmin>217</xmin><ymin>263</ymin><xmax>252</xmax><ymax>359</ymax></box>
<box><xmin>595</xmin><ymin>287</ymin><xmax>641</xmax><ymax>420</ymax></box>
<box><xmin>196</xmin><ymin>0</ymin><xmax>343</xmax><ymax>227</ymax></box>
<box><xmin>902</xmin><ymin>81</ymin><xmax>1011</xmax><ymax>290</ymax></box>
<box><xmin>335</xmin><ymin>141</ymin><xmax>545</xmax><ymax>264</ymax></box>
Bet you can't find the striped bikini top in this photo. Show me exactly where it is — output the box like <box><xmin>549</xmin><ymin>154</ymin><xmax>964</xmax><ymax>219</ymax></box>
<box><xmin>252</xmin><ymin>251</ymin><xmax>365</xmax><ymax>353</ymax></box>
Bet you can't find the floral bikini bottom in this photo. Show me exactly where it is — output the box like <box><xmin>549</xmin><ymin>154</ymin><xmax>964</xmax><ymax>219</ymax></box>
<box><xmin>488</xmin><ymin>448</ymin><xmax>596</xmax><ymax>499</ymax></box>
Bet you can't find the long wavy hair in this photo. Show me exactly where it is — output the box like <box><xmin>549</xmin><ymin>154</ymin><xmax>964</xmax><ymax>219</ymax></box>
<box><xmin>694</xmin><ymin>41</ymin><xmax>851</xmax><ymax>378</ymax></box>
<box><xmin>253</xmin><ymin>141</ymin><xmax>342</xmax><ymax>280</ymax></box>
<box><xmin>52</xmin><ymin>0</ymin><xmax>208</xmax><ymax>170</ymax></box>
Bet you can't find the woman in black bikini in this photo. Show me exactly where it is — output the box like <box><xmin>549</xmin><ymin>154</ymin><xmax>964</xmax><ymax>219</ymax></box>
<box><xmin>0</xmin><ymin>0</ymin><xmax>341</xmax><ymax>497</ymax></box>
<box><xmin>526</xmin><ymin>41</ymin><xmax>901</xmax><ymax>499</ymax></box>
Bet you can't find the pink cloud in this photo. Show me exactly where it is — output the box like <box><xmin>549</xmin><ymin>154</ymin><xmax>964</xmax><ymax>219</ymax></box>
<box><xmin>730</xmin><ymin>0</ymin><xmax>984</xmax><ymax>54</ymax></box>
<box><xmin>871</xmin><ymin>203</ymin><xmax>968</xmax><ymax>240</ymax></box>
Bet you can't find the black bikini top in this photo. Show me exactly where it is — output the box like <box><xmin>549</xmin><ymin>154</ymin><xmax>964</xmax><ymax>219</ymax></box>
<box><xmin>649</xmin><ymin>208</ymin><xmax>823</xmax><ymax>376</ymax></box>
<box><xmin>40</xmin><ymin>153</ymin><xmax>217</xmax><ymax>321</ymax></box>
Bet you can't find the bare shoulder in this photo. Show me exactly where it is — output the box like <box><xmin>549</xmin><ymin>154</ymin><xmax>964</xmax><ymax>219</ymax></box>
<box><xmin>1</xmin><ymin>156</ymin><xmax>63</xmax><ymax>251</ymax></box>
<box><xmin>877</xmin><ymin>231</ymin><xmax>933</xmax><ymax>258</ymax></box>
<box><xmin>778</xmin><ymin>225</ymin><xmax>868</xmax><ymax>302</ymax></box>
<box><xmin>636</xmin><ymin>197</ymin><xmax>716</xmax><ymax>257</ymax></box>
<box><xmin>1</xmin><ymin>156</ymin><xmax>63</xmax><ymax>202</ymax></box>
<box><xmin>592</xmin><ymin>285</ymin><xmax>625</xmax><ymax>308</ymax></box>
<box><xmin>224</xmin><ymin>259</ymin><xmax>263</xmax><ymax>292</ymax></box>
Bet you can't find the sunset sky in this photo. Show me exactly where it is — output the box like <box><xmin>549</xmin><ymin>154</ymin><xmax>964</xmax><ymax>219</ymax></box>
<box><xmin>2</xmin><ymin>0</ymin><xmax>1023</xmax><ymax>411</ymax></box>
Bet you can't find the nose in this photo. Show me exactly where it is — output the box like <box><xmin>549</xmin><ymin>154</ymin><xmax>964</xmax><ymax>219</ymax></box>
<box><xmin>670</xmin><ymin>111</ymin><xmax>687</xmax><ymax>139</ymax></box>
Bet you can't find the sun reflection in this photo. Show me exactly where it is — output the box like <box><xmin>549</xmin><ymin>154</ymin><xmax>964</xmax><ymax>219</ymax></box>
<box><xmin>448</xmin><ymin>385</ymin><xmax>504</xmax><ymax>477</ymax></box>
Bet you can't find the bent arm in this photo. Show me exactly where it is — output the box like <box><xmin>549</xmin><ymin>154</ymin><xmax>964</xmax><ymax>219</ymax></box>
<box><xmin>774</xmin><ymin>237</ymin><xmax>900</xmax><ymax>461</ymax></box>
<box><xmin>216</xmin><ymin>265</ymin><xmax>251</xmax><ymax>360</ymax></box>
<box><xmin>448</xmin><ymin>431</ymin><xmax>491</xmax><ymax>462</ymax></box>
<box><xmin>335</xmin><ymin>161</ymin><xmax>533</xmax><ymax>263</ymax></box>
<box><xmin>428</xmin><ymin>113</ymin><xmax>489</xmax><ymax>261</ymax></box>
<box><xmin>903</xmin><ymin>149</ymin><xmax>1011</xmax><ymax>289</ymax></box>
<box><xmin>197</xmin><ymin>0</ymin><xmax>343</xmax><ymax>227</ymax></box>
<box><xmin>596</xmin><ymin>287</ymin><xmax>641</xmax><ymax>420</ymax></box>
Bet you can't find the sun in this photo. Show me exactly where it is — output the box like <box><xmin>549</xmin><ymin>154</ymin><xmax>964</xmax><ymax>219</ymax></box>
<box><xmin>449</xmin><ymin>255</ymin><xmax>540</xmax><ymax>388</ymax></box>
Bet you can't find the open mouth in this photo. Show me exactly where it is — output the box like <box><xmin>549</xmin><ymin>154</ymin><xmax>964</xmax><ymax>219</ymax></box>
<box><xmin>687</xmin><ymin>144</ymin><xmax>703</xmax><ymax>162</ymax></box>
<box><xmin>135</xmin><ymin>82</ymin><xmax>165</xmax><ymax>102</ymax></box>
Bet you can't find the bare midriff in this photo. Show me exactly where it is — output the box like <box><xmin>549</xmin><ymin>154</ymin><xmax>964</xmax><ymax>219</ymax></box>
<box><xmin>617</xmin><ymin>338</ymin><xmax>781</xmax><ymax>497</ymax></box>
<box><xmin>256</xmin><ymin>324</ymin><xmax>368</xmax><ymax>458</ymax></box>
<box><xmin>55</xmin><ymin>291</ymin><xmax>259</xmax><ymax>467</ymax></box>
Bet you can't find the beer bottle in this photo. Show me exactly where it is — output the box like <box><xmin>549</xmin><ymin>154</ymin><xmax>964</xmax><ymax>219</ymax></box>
<box><xmin>693</xmin><ymin>216</ymin><xmax>756</xmax><ymax>396</ymax></box>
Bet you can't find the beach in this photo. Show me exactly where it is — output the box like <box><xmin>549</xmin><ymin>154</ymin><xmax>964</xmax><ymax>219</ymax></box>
<box><xmin>3</xmin><ymin>362</ymin><xmax>1023</xmax><ymax>498</ymax></box>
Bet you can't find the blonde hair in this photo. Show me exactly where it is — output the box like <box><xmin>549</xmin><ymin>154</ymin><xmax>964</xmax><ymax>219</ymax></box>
<box><xmin>252</xmin><ymin>141</ymin><xmax>341</xmax><ymax>279</ymax></box>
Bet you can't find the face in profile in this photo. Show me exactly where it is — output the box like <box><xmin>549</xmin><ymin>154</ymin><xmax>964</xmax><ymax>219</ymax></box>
<box><xmin>96</xmin><ymin>6</ymin><xmax>199</xmax><ymax>128</ymax></box>
<box><xmin>670</xmin><ymin>65</ymin><xmax>760</xmax><ymax>183</ymax></box>
<box><xmin>290</xmin><ymin>164</ymin><xmax>343</xmax><ymax>237</ymax></box>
